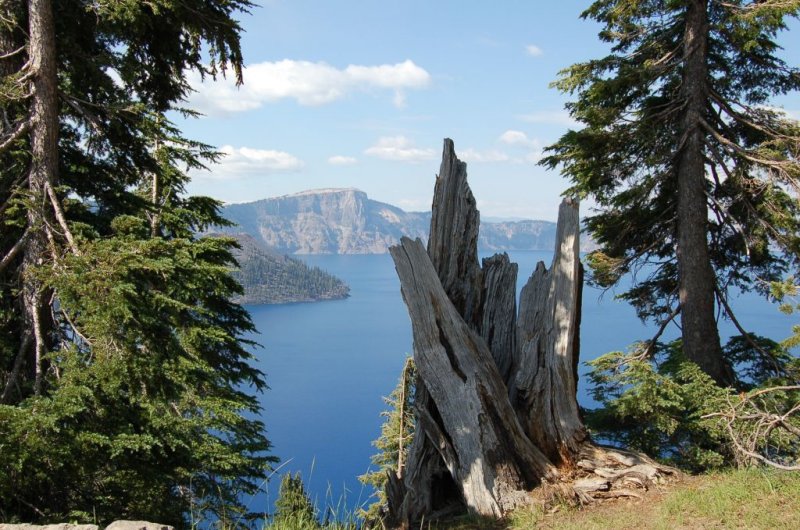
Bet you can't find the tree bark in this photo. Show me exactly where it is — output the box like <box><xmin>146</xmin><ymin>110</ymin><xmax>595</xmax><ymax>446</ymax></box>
<box><xmin>391</xmin><ymin>237</ymin><xmax>556</xmax><ymax>517</ymax></box>
<box><xmin>510</xmin><ymin>199</ymin><xmax>587</xmax><ymax>464</ymax></box>
<box><xmin>22</xmin><ymin>0</ymin><xmax>59</xmax><ymax>395</ymax></box>
<box><xmin>480</xmin><ymin>254</ymin><xmax>517</xmax><ymax>384</ymax></box>
<box><xmin>426</xmin><ymin>140</ymin><xmax>483</xmax><ymax>329</ymax></box>
<box><xmin>676</xmin><ymin>0</ymin><xmax>735</xmax><ymax>386</ymax></box>
<box><xmin>392</xmin><ymin>139</ymin><xmax>490</xmax><ymax>524</ymax></box>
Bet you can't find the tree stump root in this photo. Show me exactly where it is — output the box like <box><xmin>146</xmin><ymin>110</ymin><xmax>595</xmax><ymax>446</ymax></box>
<box><xmin>536</xmin><ymin>443</ymin><xmax>680</xmax><ymax>507</ymax></box>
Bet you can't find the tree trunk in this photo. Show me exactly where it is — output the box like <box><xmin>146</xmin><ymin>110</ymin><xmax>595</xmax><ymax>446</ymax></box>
<box><xmin>510</xmin><ymin>199</ymin><xmax>587</xmax><ymax>464</ymax></box>
<box><xmin>676</xmin><ymin>0</ymin><xmax>735</xmax><ymax>387</ymax></box>
<box><xmin>391</xmin><ymin>237</ymin><xmax>556</xmax><ymax>517</ymax></box>
<box><xmin>480</xmin><ymin>254</ymin><xmax>517</xmax><ymax>384</ymax></box>
<box><xmin>23</xmin><ymin>0</ymin><xmax>59</xmax><ymax>395</ymax></box>
<box><xmin>388</xmin><ymin>140</ymin><xmax>569</xmax><ymax>524</ymax></box>
<box><xmin>387</xmin><ymin>139</ymin><xmax>676</xmax><ymax>527</ymax></box>
<box><xmin>426</xmin><ymin>143</ymin><xmax>483</xmax><ymax>329</ymax></box>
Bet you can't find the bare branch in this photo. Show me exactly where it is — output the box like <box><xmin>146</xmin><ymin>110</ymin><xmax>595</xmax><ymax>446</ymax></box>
<box><xmin>700</xmin><ymin>117</ymin><xmax>800</xmax><ymax>190</ymax></box>
<box><xmin>60</xmin><ymin>306</ymin><xmax>92</xmax><ymax>348</ymax></box>
<box><xmin>44</xmin><ymin>180</ymin><xmax>79</xmax><ymax>256</ymax></box>
<box><xmin>32</xmin><ymin>290</ymin><xmax>45</xmax><ymax>396</ymax></box>
<box><xmin>703</xmin><ymin>385</ymin><xmax>800</xmax><ymax>470</ymax></box>
<box><xmin>639</xmin><ymin>304</ymin><xmax>681</xmax><ymax>359</ymax></box>
<box><xmin>62</xmin><ymin>94</ymin><xmax>103</xmax><ymax>133</ymax></box>
<box><xmin>0</xmin><ymin>118</ymin><xmax>30</xmax><ymax>152</ymax></box>
<box><xmin>709</xmin><ymin>90</ymin><xmax>799</xmax><ymax>141</ymax></box>
<box><xmin>0</xmin><ymin>45</ymin><xmax>25</xmax><ymax>60</ymax></box>
<box><xmin>0</xmin><ymin>231</ymin><xmax>27</xmax><ymax>274</ymax></box>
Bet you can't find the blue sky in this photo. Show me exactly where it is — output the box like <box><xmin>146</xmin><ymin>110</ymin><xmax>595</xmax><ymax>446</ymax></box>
<box><xmin>182</xmin><ymin>1</ymin><xmax>800</xmax><ymax>221</ymax></box>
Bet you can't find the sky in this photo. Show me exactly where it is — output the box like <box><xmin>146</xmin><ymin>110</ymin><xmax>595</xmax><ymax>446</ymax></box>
<box><xmin>181</xmin><ymin>1</ymin><xmax>800</xmax><ymax>222</ymax></box>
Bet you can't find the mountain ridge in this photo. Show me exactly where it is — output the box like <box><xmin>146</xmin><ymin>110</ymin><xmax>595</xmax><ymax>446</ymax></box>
<box><xmin>220</xmin><ymin>188</ymin><xmax>595</xmax><ymax>254</ymax></box>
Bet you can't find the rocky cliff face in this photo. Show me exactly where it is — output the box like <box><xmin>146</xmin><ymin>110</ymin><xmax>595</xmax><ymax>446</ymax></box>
<box><xmin>220</xmin><ymin>189</ymin><xmax>594</xmax><ymax>254</ymax></box>
<box><xmin>222</xmin><ymin>188</ymin><xmax>430</xmax><ymax>254</ymax></box>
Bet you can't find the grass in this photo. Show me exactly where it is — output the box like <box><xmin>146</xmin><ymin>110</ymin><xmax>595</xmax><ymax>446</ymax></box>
<box><xmin>434</xmin><ymin>468</ymin><xmax>800</xmax><ymax>530</ymax></box>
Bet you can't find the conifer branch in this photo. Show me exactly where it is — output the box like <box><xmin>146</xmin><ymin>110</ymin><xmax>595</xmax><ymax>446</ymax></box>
<box><xmin>639</xmin><ymin>304</ymin><xmax>681</xmax><ymax>359</ymax></box>
<box><xmin>705</xmin><ymin>187</ymin><xmax>751</xmax><ymax>258</ymax></box>
<box><xmin>44</xmin><ymin>180</ymin><xmax>79</xmax><ymax>256</ymax></box>
<box><xmin>714</xmin><ymin>284</ymin><xmax>785</xmax><ymax>376</ymax></box>
<box><xmin>703</xmin><ymin>385</ymin><xmax>800</xmax><ymax>471</ymax></box>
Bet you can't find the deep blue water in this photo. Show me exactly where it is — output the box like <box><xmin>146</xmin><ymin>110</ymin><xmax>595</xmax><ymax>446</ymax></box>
<box><xmin>243</xmin><ymin>251</ymin><xmax>795</xmax><ymax>515</ymax></box>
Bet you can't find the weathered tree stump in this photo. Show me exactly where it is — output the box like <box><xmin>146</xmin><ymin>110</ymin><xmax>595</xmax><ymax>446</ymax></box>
<box><xmin>387</xmin><ymin>139</ymin><xmax>675</xmax><ymax>528</ymax></box>
<box><xmin>510</xmin><ymin>198</ymin><xmax>587</xmax><ymax>464</ymax></box>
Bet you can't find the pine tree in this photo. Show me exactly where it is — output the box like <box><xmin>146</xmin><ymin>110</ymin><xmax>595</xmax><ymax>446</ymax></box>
<box><xmin>1</xmin><ymin>1</ymin><xmax>273</xmax><ymax>525</ymax></box>
<box><xmin>272</xmin><ymin>472</ymin><xmax>319</xmax><ymax>529</ymax></box>
<box><xmin>543</xmin><ymin>0</ymin><xmax>800</xmax><ymax>386</ymax></box>
<box><xmin>359</xmin><ymin>357</ymin><xmax>415</xmax><ymax>523</ymax></box>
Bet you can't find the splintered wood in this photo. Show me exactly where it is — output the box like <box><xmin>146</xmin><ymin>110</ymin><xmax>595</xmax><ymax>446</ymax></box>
<box><xmin>387</xmin><ymin>139</ymin><xmax>674</xmax><ymax>528</ymax></box>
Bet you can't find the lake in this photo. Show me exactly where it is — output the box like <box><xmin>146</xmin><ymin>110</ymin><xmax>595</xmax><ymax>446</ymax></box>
<box><xmin>243</xmin><ymin>251</ymin><xmax>795</xmax><ymax>515</ymax></box>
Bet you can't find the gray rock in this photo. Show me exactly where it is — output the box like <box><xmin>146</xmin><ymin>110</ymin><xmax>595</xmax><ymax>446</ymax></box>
<box><xmin>0</xmin><ymin>523</ymin><xmax>99</xmax><ymax>530</ymax></box>
<box><xmin>221</xmin><ymin>188</ymin><xmax>429</xmax><ymax>254</ymax></box>
<box><xmin>104</xmin><ymin>522</ymin><xmax>173</xmax><ymax>530</ymax></box>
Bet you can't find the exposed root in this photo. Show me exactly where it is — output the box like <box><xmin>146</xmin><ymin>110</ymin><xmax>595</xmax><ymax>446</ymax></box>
<box><xmin>547</xmin><ymin>443</ymin><xmax>680</xmax><ymax>507</ymax></box>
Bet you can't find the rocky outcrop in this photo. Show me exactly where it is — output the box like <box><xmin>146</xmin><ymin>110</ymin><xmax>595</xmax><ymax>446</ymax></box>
<box><xmin>0</xmin><ymin>521</ymin><xmax>172</xmax><ymax>530</ymax></box>
<box><xmin>0</xmin><ymin>525</ymin><xmax>99</xmax><ymax>530</ymax></box>
<box><xmin>104</xmin><ymin>522</ymin><xmax>172</xmax><ymax>530</ymax></box>
<box><xmin>221</xmin><ymin>188</ymin><xmax>596</xmax><ymax>255</ymax></box>
<box><xmin>222</xmin><ymin>188</ymin><xmax>429</xmax><ymax>254</ymax></box>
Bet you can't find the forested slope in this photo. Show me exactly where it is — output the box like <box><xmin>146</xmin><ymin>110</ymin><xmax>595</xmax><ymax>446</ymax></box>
<box><xmin>226</xmin><ymin>233</ymin><xmax>350</xmax><ymax>305</ymax></box>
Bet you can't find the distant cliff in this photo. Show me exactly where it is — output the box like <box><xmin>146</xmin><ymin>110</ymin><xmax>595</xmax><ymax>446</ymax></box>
<box><xmin>221</xmin><ymin>188</ymin><xmax>595</xmax><ymax>254</ymax></box>
<box><xmin>222</xmin><ymin>189</ymin><xmax>429</xmax><ymax>254</ymax></box>
<box><xmin>222</xmin><ymin>233</ymin><xmax>350</xmax><ymax>305</ymax></box>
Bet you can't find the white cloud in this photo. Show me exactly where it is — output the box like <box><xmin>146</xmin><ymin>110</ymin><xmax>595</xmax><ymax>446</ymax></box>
<box><xmin>498</xmin><ymin>130</ymin><xmax>540</xmax><ymax>149</ymax></box>
<box><xmin>496</xmin><ymin>130</ymin><xmax>543</xmax><ymax>164</ymax></box>
<box><xmin>364</xmin><ymin>136</ymin><xmax>436</xmax><ymax>162</ymax></box>
<box><xmin>328</xmin><ymin>155</ymin><xmax>358</xmax><ymax>166</ymax></box>
<box><xmin>518</xmin><ymin>110</ymin><xmax>579</xmax><ymax>127</ymax></box>
<box><xmin>459</xmin><ymin>148</ymin><xmax>510</xmax><ymax>163</ymax></box>
<box><xmin>193</xmin><ymin>145</ymin><xmax>304</xmax><ymax>179</ymax></box>
<box><xmin>188</xmin><ymin>59</ymin><xmax>431</xmax><ymax>114</ymax></box>
<box><xmin>525</xmin><ymin>44</ymin><xmax>544</xmax><ymax>57</ymax></box>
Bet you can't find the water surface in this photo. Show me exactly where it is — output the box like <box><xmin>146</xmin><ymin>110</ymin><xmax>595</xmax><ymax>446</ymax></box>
<box><xmin>245</xmin><ymin>251</ymin><xmax>795</xmax><ymax>513</ymax></box>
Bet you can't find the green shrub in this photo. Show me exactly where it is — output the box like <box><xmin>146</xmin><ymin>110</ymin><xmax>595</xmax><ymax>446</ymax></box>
<box><xmin>585</xmin><ymin>337</ymin><xmax>800</xmax><ymax>471</ymax></box>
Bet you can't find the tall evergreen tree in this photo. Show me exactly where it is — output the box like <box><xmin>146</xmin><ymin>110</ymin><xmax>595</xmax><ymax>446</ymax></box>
<box><xmin>543</xmin><ymin>0</ymin><xmax>800</xmax><ymax>386</ymax></box>
<box><xmin>0</xmin><ymin>0</ymin><xmax>273</xmax><ymax>525</ymax></box>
